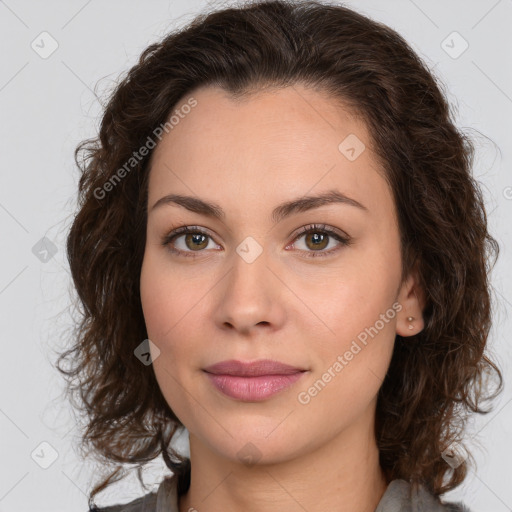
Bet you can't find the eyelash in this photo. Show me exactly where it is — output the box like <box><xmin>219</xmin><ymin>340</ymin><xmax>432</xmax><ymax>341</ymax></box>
<box><xmin>160</xmin><ymin>223</ymin><xmax>352</xmax><ymax>259</ymax></box>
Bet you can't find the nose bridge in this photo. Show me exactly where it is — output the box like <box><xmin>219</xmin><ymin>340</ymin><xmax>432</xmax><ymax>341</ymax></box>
<box><xmin>213</xmin><ymin>237</ymin><xmax>286</xmax><ymax>333</ymax></box>
<box><xmin>227</xmin><ymin>237</ymin><xmax>271</xmax><ymax>305</ymax></box>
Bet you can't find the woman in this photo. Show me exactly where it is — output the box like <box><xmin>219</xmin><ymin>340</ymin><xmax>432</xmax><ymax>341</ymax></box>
<box><xmin>57</xmin><ymin>0</ymin><xmax>503</xmax><ymax>510</ymax></box>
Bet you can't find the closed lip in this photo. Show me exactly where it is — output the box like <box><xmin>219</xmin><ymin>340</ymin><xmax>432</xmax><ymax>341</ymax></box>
<box><xmin>203</xmin><ymin>359</ymin><xmax>307</xmax><ymax>377</ymax></box>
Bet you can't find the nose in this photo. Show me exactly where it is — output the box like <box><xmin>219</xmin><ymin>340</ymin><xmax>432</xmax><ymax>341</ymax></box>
<box><xmin>212</xmin><ymin>248</ymin><xmax>287</xmax><ymax>336</ymax></box>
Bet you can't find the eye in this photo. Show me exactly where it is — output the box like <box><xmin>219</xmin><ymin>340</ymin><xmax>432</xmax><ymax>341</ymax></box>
<box><xmin>161</xmin><ymin>225</ymin><xmax>221</xmax><ymax>258</ymax></box>
<box><xmin>287</xmin><ymin>223</ymin><xmax>352</xmax><ymax>258</ymax></box>
<box><xmin>161</xmin><ymin>223</ymin><xmax>352</xmax><ymax>259</ymax></box>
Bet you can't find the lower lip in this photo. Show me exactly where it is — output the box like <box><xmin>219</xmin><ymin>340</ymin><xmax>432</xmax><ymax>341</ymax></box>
<box><xmin>204</xmin><ymin>371</ymin><xmax>306</xmax><ymax>401</ymax></box>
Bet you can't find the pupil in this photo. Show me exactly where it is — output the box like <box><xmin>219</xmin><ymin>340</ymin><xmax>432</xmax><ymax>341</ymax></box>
<box><xmin>308</xmin><ymin>232</ymin><xmax>327</xmax><ymax>250</ymax></box>
<box><xmin>187</xmin><ymin>233</ymin><xmax>207</xmax><ymax>250</ymax></box>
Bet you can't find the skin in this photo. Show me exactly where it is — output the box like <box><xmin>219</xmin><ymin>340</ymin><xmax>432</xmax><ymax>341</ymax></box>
<box><xmin>140</xmin><ymin>84</ymin><xmax>425</xmax><ymax>512</ymax></box>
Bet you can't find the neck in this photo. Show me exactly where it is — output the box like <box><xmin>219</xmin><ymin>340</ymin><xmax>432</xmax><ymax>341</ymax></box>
<box><xmin>178</xmin><ymin>411</ymin><xmax>388</xmax><ymax>512</ymax></box>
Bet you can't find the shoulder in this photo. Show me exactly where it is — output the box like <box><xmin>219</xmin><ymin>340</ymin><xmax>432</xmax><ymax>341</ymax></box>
<box><xmin>87</xmin><ymin>489</ymin><xmax>158</xmax><ymax>512</ymax></box>
<box><xmin>437</xmin><ymin>499</ymin><xmax>472</xmax><ymax>512</ymax></box>
<box><xmin>377</xmin><ymin>479</ymin><xmax>472</xmax><ymax>512</ymax></box>
<box><xmin>86</xmin><ymin>475</ymin><xmax>180</xmax><ymax>512</ymax></box>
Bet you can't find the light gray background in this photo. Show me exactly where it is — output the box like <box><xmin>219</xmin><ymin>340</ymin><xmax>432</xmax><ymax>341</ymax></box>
<box><xmin>0</xmin><ymin>0</ymin><xmax>511</xmax><ymax>510</ymax></box>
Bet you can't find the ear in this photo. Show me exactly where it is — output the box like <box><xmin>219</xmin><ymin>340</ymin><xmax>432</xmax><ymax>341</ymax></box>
<box><xmin>396</xmin><ymin>259</ymin><xmax>426</xmax><ymax>336</ymax></box>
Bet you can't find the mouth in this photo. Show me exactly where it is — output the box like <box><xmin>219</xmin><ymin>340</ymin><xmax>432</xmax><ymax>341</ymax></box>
<box><xmin>204</xmin><ymin>372</ymin><xmax>307</xmax><ymax>401</ymax></box>
<box><xmin>203</xmin><ymin>359</ymin><xmax>308</xmax><ymax>401</ymax></box>
<box><xmin>203</xmin><ymin>358</ymin><xmax>307</xmax><ymax>377</ymax></box>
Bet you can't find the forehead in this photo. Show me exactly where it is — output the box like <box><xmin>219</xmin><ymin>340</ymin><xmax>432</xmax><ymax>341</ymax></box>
<box><xmin>147</xmin><ymin>84</ymin><xmax>395</xmax><ymax>224</ymax></box>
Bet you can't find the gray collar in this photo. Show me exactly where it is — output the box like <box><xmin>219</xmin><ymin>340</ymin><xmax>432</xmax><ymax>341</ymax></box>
<box><xmin>153</xmin><ymin>475</ymin><xmax>468</xmax><ymax>512</ymax></box>
<box><xmin>374</xmin><ymin>479</ymin><xmax>468</xmax><ymax>511</ymax></box>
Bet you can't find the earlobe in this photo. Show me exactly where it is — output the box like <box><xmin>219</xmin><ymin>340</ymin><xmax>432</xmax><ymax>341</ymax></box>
<box><xmin>396</xmin><ymin>262</ymin><xmax>425</xmax><ymax>337</ymax></box>
<box><xmin>401</xmin><ymin>313</ymin><xmax>423</xmax><ymax>335</ymax></box>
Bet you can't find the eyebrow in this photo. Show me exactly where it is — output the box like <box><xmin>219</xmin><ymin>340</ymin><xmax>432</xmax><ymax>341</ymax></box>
<box><xmin>150</xmin><ymin>189</ymin><xmax>368</xmax><ymax>224</ymax></box>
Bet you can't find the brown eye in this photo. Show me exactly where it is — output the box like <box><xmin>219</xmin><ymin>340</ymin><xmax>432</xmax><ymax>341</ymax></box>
<box><xmin>289</xmin><ymin>224</ymin><xmax>352</xmax><ymax>259</ymax></box>
<box><xmin>183</xmin><ymin>232</ymin><xmax>209</xmax><ymax>251</ymax></box>
<box><xmin>161</xmin><ymin>223</ymin><xmax>352</xmax><ymax>259</ymax></box>
<box><xmin>303</xmin><ymin>232</ymin><xmax>329</xmax><ymax>251</ymax></box>
<box><xmin>161</xmin><ymin>226</ymin><xmax>220</xmax><ymax>258</ymax></box>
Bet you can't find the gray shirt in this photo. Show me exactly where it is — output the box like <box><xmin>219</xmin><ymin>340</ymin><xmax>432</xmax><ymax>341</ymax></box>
<box><xmin>92</xmin><ymin>476</ymin><xmax>471</xmax><ymax>512</ymax></box>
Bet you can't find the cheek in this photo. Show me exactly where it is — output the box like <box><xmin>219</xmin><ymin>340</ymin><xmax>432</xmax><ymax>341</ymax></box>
<box><xmin>294</xmin><ymin>262</ymin><xmax>399</xmax><ymax>347</ymax></box>
<box><xmin>140</xmin><ymin>258</ymin><xmax>165</xmax><ymax>337</ymax></box>
<box><xmin>140</xmin><ymin>252</ymin><xmax>211</xmax><ymax>383</ymax></box>
<box><xmin>140</xmin><ymin>257</ymin><xmax>191</xmax><ymax>418</ymax></box>
<box><xmin>315</xmin><ymin>294</ymin><xmax>397</xmax><ymax>384</ymax></box>
<box><xmin>140</xmin><ymin>250</ymin><xmax>196</xmax><ymax>340</ymax></box>
<box><xmin>302</xmin><ymin>299</ymin><xmax>397</xmax><ymax>419</ymax></box>
<box><xmin>294</xmin><ymin>246</ymin><xmax>400</xmax><ymax>382</ymax></box>
<box><xmin>139</xmin><ymin>252</ymin><xmax>183</xmax><ymax>345</ymax></box>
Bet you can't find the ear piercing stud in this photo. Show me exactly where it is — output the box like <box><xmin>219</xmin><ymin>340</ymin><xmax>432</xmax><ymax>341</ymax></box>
<box><xmin>407</xmin><ymin>316</ymin><xmax>414</xmax><ymax>330</ymax></box>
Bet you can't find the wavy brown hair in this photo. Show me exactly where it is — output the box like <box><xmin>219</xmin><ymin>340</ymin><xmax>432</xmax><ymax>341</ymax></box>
<box><xmin>56</xmin><ymin>0</ymin><xmax>503</xmax><ymax>507</ymax></box>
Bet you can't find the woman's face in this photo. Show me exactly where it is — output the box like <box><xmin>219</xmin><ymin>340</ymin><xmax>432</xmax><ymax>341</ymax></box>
<box><xmin>140</xmin><ymin>84</ymin><xmax>423</xmax><ymax>466</ymax></box>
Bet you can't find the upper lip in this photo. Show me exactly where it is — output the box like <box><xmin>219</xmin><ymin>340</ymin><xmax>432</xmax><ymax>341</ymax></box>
<box><xmin>203</xmin><ymin>359</ymin><xmax>306</xmax><ymax>377</ymax></box>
